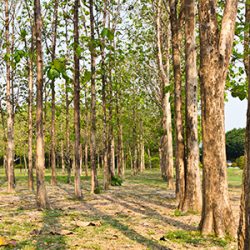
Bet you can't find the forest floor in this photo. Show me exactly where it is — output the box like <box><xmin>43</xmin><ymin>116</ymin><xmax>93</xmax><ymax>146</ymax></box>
<box><xmin>0</xmin><ymin>168</ymin><xmax>242</xmax><ymax>250</ymax></box>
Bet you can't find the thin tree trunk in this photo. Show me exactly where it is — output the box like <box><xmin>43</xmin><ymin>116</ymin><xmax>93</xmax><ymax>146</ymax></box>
<box><xmin>34</xmin><ymin>0</ymin><xmax>49</xmax><ymax>209</ymax></box>
<box><xmin>73</xmin><ymin>0</ymin><xmax>82</xmax><ymax>199</ymax></box>
<box><xmin>90</xmin><ymin>0</ymin><xmax>99</xmax><ymax>193</ymax></box>
<box><xmin>27</xmin><ymin>26</ymin><xmax>34</xmax><ymax>190</ymax></box>
<box><xmin>101</xmin><ymin>0</ymin><xmax>110</xmax><ymax>189</ymax></box>
<box><xmin>157</xmin><ymin>0</ymin><xmax>174</xmax><ymax>188</ymax></box>
<box><xmin>80</xmin><ymin>144</ymin><xmax>83</xmax><ymax>175</ymax></box>
<box><xmin>24</xmin><ymin>156</ymin><xmax>27</xmax><ymax>173</ymax></box>
<box><xmin>238</xmin><ymin>1</ymin><xmax>250</xmax><ymax>248</ymax></box>
<box><xmin>50</xmin><ymin>0</ymin><xmax>59</xmax><ymax>186</ymax></box>
<box><xmin>148</xmin><ymin>148</ymin><xmax>152</xmax><ymax>169</ymax></box>
<box><xmin>61</xmin><ymin>140</ymin><xmax>65</xmax><ymax>174</ymax></box>
<box><xmin>181</xmin><ymin>0</ymin><xmax>202</xmax><ymax>212</ymax></box>
<box><xmin>5</xmin><ymin>0</ymin><xmax>15</xmax><ymax>193</ymax></box>
<box><xmin>169</xmin><ymin>0</ymin><xmax>185</xmax><ymax>201</ymax></box>
<box><xmin>84</xmin><ymin>143</ymin><xmax>88</xmax><ymax>177</ymax></box>
<box><xmin>199</xmin><ymin>0</ymin><xmax>238</xmax><ymax>237</ymax></box>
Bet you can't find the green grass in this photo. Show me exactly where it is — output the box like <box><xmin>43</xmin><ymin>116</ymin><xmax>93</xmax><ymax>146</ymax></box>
<box><xmin>165</xmin><ymin>230</ymin><xmax>231</xmax><ymax>247</ymax></box>
<box><xmin>227</xmin><ymin>168</ymin><xmax>242</xmax><ymax>187</ymax></box>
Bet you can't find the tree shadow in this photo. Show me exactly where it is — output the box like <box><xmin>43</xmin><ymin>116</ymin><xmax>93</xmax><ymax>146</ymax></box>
<box><xmin>12</xmin><ymin>187</ymin><xmax>68</xmax><ymax>250</ymax></box>
<box><xmin>78</xmin><ymin>199</ymin><xmax>172</xmax><ymax>250</ymax></box>
<box><xmin>56</xmin><ymin>186</ymin><xmax>182</xmax><ymax>250</ymax></box>
<box><xmin>102</xmin><ymin>195</ymin><xmax>197</xmax><ymax>231</ymax></box>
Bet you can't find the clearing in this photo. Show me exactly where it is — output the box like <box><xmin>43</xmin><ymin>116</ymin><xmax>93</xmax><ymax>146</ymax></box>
<box><xmin>0</xmin><ymin>168</ymin><xmax>242</xmax><ymax>250</ymax></box>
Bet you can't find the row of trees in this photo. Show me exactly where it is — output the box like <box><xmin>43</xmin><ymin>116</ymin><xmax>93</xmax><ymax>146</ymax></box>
<box><xmin>0</xmin><ymin>0</ymin><xmax>249</xmax><ymax>248</ymax></box>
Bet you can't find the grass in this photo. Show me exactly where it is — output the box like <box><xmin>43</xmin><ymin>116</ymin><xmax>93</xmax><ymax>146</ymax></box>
<box><xmin>165</xmin><ymin>230</ymin><xmax>231</xmax><ymax>247</ymax></box>
<box><xmin>0</xmin><ymin>166</ymin><xmax>242</xmax><ymax>250</ymax></box>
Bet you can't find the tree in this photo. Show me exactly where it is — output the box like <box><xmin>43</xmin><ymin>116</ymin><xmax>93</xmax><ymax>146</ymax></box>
<box><xmin>90</xmin><ymin>0</ymin><xmax>99</xmax><ymax>193</ymax></box>
<box><xmin>226</xmin><ymin>128</ymin><xmax>245</xmax><ymax>161</ymax></box>
<box><xmin>50</xmin><ymin>0</ymin><xmax>59</xmax><ymax>186</ymax></box>
<box><xmin>34</xmin><ymin>0</ymin><xmax>49</xmax><ymax>209</ymax></box>
<box><xmin>169</xmin><ymin>0</ymin><xmax>185</xmax><ymax>203</ymax></box>
<box><xmin>156</xmin><ymin>0</ymin><xmax>174</xmax><ymax>188</ymax></box>
<box><xmin>181</xmin><ymin>0</ymin><xmax>202</xmax><ymax>212</ymax></box>
<box><xmin>199</xmin><ymin>0</ymin><xmax>238</xmax><ymax>237</ymax></box>
<box><xmin>238</xmin><ymin>0</ymin><xmax>250</xmax><ymax>248</ymax></box>
<box><xmin>73</xmin><ymin>0</ymin><xmax>82</xmax><ymax>199</ymax></box>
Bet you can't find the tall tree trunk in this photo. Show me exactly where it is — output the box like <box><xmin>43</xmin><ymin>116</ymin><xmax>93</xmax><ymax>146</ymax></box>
<box><xmin>238</xmin><ymin>1</ymin><xmax>250</xmax><ymax>249</ymax></box>
<box><xmin>64</xmin><ymin>14</ymin><xmax>71</xmax><ymax>184</ymax></box>
<box><xmin>5</xmin><ymin>0</ymin><xmax>15</xmax><ymax>193</ymax></box>
<box><xmin>101</xmin><ymin>0</ymin><xmax>110</xmax><ymax>189</ymax></box>
<box><xmin>199</xmin><ymin>0</ymin><xmax>238</xmax><ymax>237</ymax></box>
<box><xmin>50</xmin><ymin>0</ymin><xmax>59</xmax><ymax>186</ymax></box>
<box><xmin>61</xmin><ymin>140</ymin><xmax>65</xmax><ymax>174</ymax></box>
<box><xmin>80</xmin><ymin>143</ymin><xmax>83</xmax><ymax>175</ymax></box>
<box><xmin>181</xmin><ymin>0</ymin><xmax>202</xmax><ymax>212</ymax></box>
<box><xmin>84</xmin><ymin>143</ymin><xmax>88</xmax><ymax>177</ymax></box>
<box><xmin>148</xmin><ymin>148</ymin><xmax>152</xmax><ymax>169</ymax></box>
<box><xmin>90</xmin><ymin>0</ymin><xmax>99</xmax><ymax>193</ymax></box>
<box><xmin>34</xmin><ymin>0</ymin><xmax>49</xmax><ymax>209</ymax></box>
<box><xmin>28</xmin><ymin>26</ymin><xmax>34</xmax><ymax>191</ymax></box>
<box><xmin>73</xmin><ymin>0</ymin><xmax>82</xmax><ymax>199</ymax></box>
<box><xmin>157</xmin><ymin>0</ymin><xmax>174</xmax><ymax>188</ymax></box>
<box><xmin>169</xmin><ymin>0</ymin><xmax>185</xmax><ymax>199</ymax></box>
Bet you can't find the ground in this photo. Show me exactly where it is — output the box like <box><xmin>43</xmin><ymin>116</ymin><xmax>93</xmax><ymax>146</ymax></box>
<box><xmin>0</xmin><ymin>168</ymin><xmax>242</xmax><ymax>250</ymax></box>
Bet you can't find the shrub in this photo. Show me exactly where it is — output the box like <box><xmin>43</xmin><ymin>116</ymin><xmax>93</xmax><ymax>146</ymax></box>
<box><xmin>111</xmin><ymin>175</ymin><xmax>123</xmax><ymax>186</ymax></box>
<box><xmin>235</xmin><ymin>156</ymin><xmax>245</xmax><ymax>169</ymax></box>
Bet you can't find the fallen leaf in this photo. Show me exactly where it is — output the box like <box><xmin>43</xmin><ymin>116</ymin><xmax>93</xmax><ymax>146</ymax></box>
<box><xmin>74</xmin><ymin>221</ymin><xmax>102</xmax><ymax>227</ymax></box>
<box><xmin>0</xmin><ymin>236</ymin><xmax>8</xmax><ymax>246</ymax></box>
<box><xmin>160</xmin><ymin>236</ymin><xmax>166</xmax><ymax>241</ymax></box>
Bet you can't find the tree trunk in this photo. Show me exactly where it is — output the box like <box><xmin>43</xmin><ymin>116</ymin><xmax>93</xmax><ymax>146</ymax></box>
<box><xmin>238</xmin><ymin>1</ymin><xmax>250</xmax><ymax>249</ymax></box>
<box><xmin>80</xmin><ymin>144</ymin><xmax>83</xmax><ymax>175</ymax></box>
<box><xmin>5</xmin><ymin>0</ymin><xmax>15</xmax><ymax>193</ymax></box>
<box><xmin>148</xmin><ymin>148</ymin><xmax>152</xmax><ymax>169</ymax></box>
<box><xmin>24</xmin><ymin>156</ymin><xmax>27</xmax><ymax>173</ymax></box>
<box><xmin>157</xmin><ymin>0</ymin><xmax>174</xmax><ymax>188</ymax></box>
<box><xmin>84</xmin><ymin>143</ymin><xmax>88</xmax><ymax>177</ymax></box>
<box><xmin>28</xmin><ymin>26</ymin><xmax>34</xmax><ymax>191</ymax></box>
<box><xmin>73</xmin><ymin>0</ymin><xmax>82</xmax><ymax>199</ymax></box>
<box><xmin>90</xmin><ymin>0</ymin><xmax>99</xmax><ymax>193</ymax></box>
<box><xmin>61</xmin><ymin>140</ymin><xmax>65</xmax><ymax>174</ymax></box>
<box><xmin>101</xmin><ymin>0</ymin><xmax>110</xmax><ymax>189</ymax></box>
<box><xmin>169</xmin><ymin>0</ymin><xmax>185</xmax><ymax>198</ymax></box>
<box><xmin>199</xmin><ymin>0</ymin><xmax>238</xmax><ymax>237</ymax></box>
<box><xmin>34</xmin><ymin>0</ymin><xmax>49</xmax><ymax>209</ymax></box>
<box><xmin>181</xmin><ymin>0</ymin><xmax>202</xmax><ymax>212</ymax></box>
<box><xmin>50</xmin><ymin>0</ymin><xmax>59</xmax><ymax>186</ymax></box>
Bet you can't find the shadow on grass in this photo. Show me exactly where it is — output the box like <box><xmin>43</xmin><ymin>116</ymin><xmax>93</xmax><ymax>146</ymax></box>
<box><xmin>13</xmin><ymin>209</ymin><xmax>68</xmax><ymax>250</ymax></box>
<box><xmin>57</xmin><ymin>184</ymin><xmax>174</xmax><ymax>250</ymax></box>
<box><xmin>102</xmin><ymin>195</ymin><xmax>196</xmax><ymax>231</ymax></box>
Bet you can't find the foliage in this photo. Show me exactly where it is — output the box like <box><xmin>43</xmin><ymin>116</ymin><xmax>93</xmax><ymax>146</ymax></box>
<box><xmin>226</xmin><ymin>128</ymin><xmax>245</xmax><ymax>161</ymax></box>
<box><xmin>111</xmin><ymin>175</ymin><xmax>123</xmax><ymax>186</ymax></box>
<box><xmin>235</xmin><ymin>155</ymin><xmax>245</xmax><ymax>169</ymax></box>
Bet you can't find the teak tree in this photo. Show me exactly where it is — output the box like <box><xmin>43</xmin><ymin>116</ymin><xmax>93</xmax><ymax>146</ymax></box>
<box><xmin>199</xmin><ymin>0</ymin><xmax>238</xmax><ymax>237</ymax></box>
<box><xmin>34</xmin><ymin>0</ymin><xmax>49</xmax><ymax>209</ymax></box>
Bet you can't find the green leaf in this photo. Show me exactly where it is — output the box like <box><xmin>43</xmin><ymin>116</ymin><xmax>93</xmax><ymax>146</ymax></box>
<box><xmin>47</xmin><ymin>68</ymin><xmax>60</xmax><ymax>80</ymax></box>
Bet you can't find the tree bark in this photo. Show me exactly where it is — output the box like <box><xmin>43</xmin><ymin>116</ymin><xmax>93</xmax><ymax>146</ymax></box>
<box><xmin>50</xmin><ymin>0</ymin><xmax>59</xmax><ymax>186</ymax></box>
<box><xmin>28</xmin><ymin>25</ymin><xmax>34</xmax><ymax>191</ymax></box>
<box><xmin>5</xmin><ymin>0</ymin><xmax>15</xmax><ymax>193</ymax></box>
<box><xmin>90</xmin><ymin>0</ymin><xmax>99</xmax><ymax>193</ymax></box>
<box><xmin>34</xmin><ymin>0</ymin><xmax>49</xmax><ymax>209</ymax></box>
<box><xmin>61</xmin><ymin>140</ymin><xmax>65</xmax><ymax>174</ymax></box>
<box><xmin>238</xmin><ymin>1</ymin><xmax>250</xmax><ymax>249</ymax></box>
<box><xmin>73</xmin><ymin>0</ymin><xmax>82</xmax><ymax>199</ymax></box>
<box><xmin>101</xmin><ymin>0</ymin><xmax>110</xmax><ymax>189</ymax></box>
<box><xmin>199</xmin><ymin>0</ymin><xmax>238</xmax><ymax>237</ymax></box>
<box><xmin>169</xmin><ymin>0</ymin><xmax>185</xmax><ymax>199</ymax></box>
<box><xmin>181</xmin><ymin>0</ymin><xmax>202</xmax><ymax>212</ymax></box>
<box><xmin>157</xmin><ymin>0</ymin><xmax>174</xmax><ymax>189</ymax></box>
